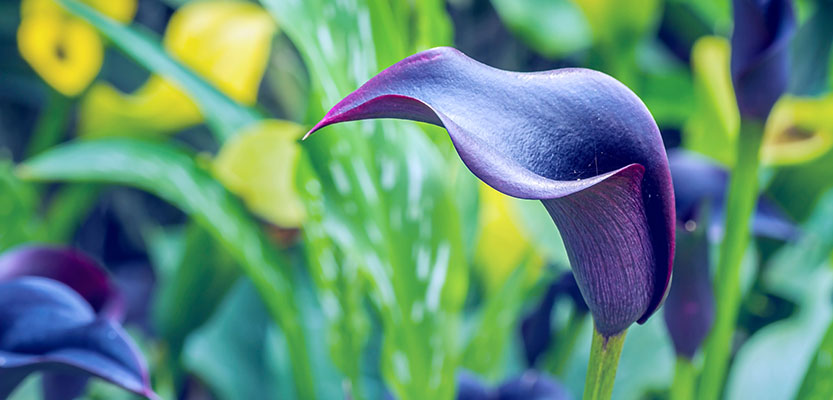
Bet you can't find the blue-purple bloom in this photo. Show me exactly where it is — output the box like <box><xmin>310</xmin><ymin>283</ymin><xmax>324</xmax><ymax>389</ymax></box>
<box><xmin>455</xmin><ymin>370</ymin><xmax>570</xmax><ymax>400</ymax></box>
<box><xmin>0</xmin><ymin>246</ymin><xmax>154</xmax><ymax>399</ymax></box>
<box><xmin>663</xmin><ymin>150</ymin><xmax>796</xmax><ymax>358</ymax></box>
<box><xmin>731</xmin><ymin>0</ymin><xmax>795</xmax><ymax>120</ymax></box>
<box><xmin>520</xmin><ymin>272</ymin><xmax>587</xmax><ymax>366</ymax></box>
<box><xmin>306</xmin><ymin>47</ymin><xmax>675</xmax><ymax>337</ymax></box>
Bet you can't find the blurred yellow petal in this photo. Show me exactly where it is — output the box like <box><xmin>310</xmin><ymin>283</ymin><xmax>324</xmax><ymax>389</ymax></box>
<box><xmin>79</xmin><ymin>1</ymin><xmax>276</xmax><ymax>137</ymax></box>
<box><xmin>17</xmin><ymin>13</ymin><xmax>103</xmax><ymax>97</ymax></box>
<box><xmin>762</xmin><ymin>95</ymin><xmax>833</xmax><ymax>166</ymax></box>
<box><xmin>473</xmin><ymin>183</ymin><xmax>544</xmax><ymax>295</ymax></box>
<box><xmin>572</xmin><ymin>0</ymin><xmax>660</xmax><ymax>45</ymax></box>
<box><xmin>79</xmin><ymin>77</ymin><xmax>202</xmax><ymax>138</ymax></box>
<box><xmin>682</xmin><ymin>36</ymin><xmax>740</xmax><ymax>166</ymax></box>
<box><xmin>22</xmin><ymin>0</ymin><xmax>136</xmax><ymax>20</ymax></box>
<box><xmin>213</xmin><ymin>120</ymin><xmax>306</xmax><ymax>228</ymax></box>
<box><xmin>164</xmin><ymin>1</ymin><xmax>276</xmax><ymax>105</ymax></box>
<box><xmin>81</xmin><ymin>0</ymin><xmax>137</xmax><ymax>23</ymax></box>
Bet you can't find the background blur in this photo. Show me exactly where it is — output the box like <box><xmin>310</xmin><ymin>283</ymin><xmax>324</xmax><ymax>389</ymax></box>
<box><xmin>2</xmin><ymin>0</ymin><xmax>833</xmax><ymax>399</ymax></box>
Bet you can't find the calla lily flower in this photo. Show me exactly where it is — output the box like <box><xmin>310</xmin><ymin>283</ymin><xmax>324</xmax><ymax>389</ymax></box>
<box><xmin>454</xmin><ymin>370</ymin><xmax>570</xmax><ymax>400</ymax></box>
<box><xmin>0</xmin><ymin>246</ymin><xmax>153</xmax><ymax>399</ymax></box>
<box><xmin>79</xmin><ymin>0</ymin><xmax>276</xmax><ymax>137</ymax></box>
<box><xmin>306</xmin><ymin>47</ymin><xmax>675</xmax><ymax>337</ymax></box>
<box><xmin>669</xmin><ymin>149</ymin><xmax>797</xmax><ymax>242</ymax></box>
<box><xmin>663</xmin><ymin>150</ymin><xmax>797</xmax><ymax>358</ymax></box>
<box><xmin>761</xmin><ymin>94</ymin><xmax>833</xmax><ymax>166</ymax></box>
<box><xmin>213</xmin><ymin>119</ymin><xmax>307</xmax><ymax>228</ymax></box>
<box><xmin>730</xmin><ymin>0</ymin><xmax>795</xmax><ymax>120</ymax></box>
<box><xmin>520</xmin><ymin>271</ymin><xmax>587</xmax><ymax>367</ymax></box>
<box><xmin>16</xmin><ymin>0</ymin><xmax>136</xmax><ymax>96</ymax></box>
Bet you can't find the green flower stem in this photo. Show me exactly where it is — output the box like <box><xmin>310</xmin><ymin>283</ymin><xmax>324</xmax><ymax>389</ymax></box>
<box><xmin>583</xmin><ymin>326</ymin><xmax>627</xmax><ymax>400</ymax></box>
<box><xmin>26</xmin><ymin>88</ymin><xmax>71</xmax><ymax>158</ymax></box>
<box><xmin>670</xmin><ymin>357</ymin><xmax>696</xmax><ymax>400</ymax></box>
<box><xmin>546</xmin><ymin>311</ymin><xmax>588</xmax><ymax>376</ymax></box>
<box><xmin>697</xmin><ymin>119</ymin><xmax>764</xmax><ymax>400</ymax></box>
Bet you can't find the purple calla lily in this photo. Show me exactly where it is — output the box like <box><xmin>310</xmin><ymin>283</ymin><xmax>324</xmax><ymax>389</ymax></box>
<box><xmin>521</xmin><ymin>271</ymin><xmax>587</xmax><ymax>367</ymax></box>
<box><xmin>0</xmin><ymin>245</ymin><xmax>124</xmax><ymax>319</ymax></box>
<box><xmin>453</xmin><ymin>369</ymin><xmax>570</xmax><ymax>400</ymax></box>
<box><xmin>0</xmin><ymin>247</ymin><xmax>154</xmax><ymax>399</ymax></box>
<box><xmin>306</xmin><ymin>47</ymin><xmax>675</xmax><ymax>337</ymax></box>
<box><xmin>663</xmin><ymin>226</ymin><xmax>714</xmax><ymax>360</ymax></box>
<box><xmin>668</xmin><ymin>150</ymin><xmax>798</xmax><ymax>242</ymax></box>
<box><xmin>663</xmin><ymin>150</ymin><xmax>797</xmax><ymax>358</ymax></box>
<box><xmin>731</xmin><ymin>0</ymin><xmax>795</xmax><ymax>120</ymax></box>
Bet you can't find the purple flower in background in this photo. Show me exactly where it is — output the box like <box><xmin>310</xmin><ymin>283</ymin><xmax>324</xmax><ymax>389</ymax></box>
<box><xmin>455</xmin><ymin>370</ymin><xmax>570</xmax><ymax>400</ymax></box>
<box><xmin>663</xmin><ymin>150</ymin><xmax>796</xmax><ymax>358</ymax></box>
<box><xmin>668</xmin><ymin>150</ymin><xmax>798</xmax><ymax>242</ymax></box>
<box><xmin>0</xmin><ymin>245</ymin><xmax>155</xmax><ymax>399</ymax></box>
<box><xmin>731</xmin><ymin>0</ymin><xmax>795</xmax><ymax>120</ymax></box>
<box><xmin>0</xmin><ymin>246</ymin><xmax>124</xmax><ymax>319</ymax></box>
<box><xmin>306</xmin><ymin>47</ymin><xmax>675</xmax><ymax>337</ymax></box>
<box><xmin>520</xmin><ymin>272</ymin><xmax>587</xmax><ymax>367</ymax></box>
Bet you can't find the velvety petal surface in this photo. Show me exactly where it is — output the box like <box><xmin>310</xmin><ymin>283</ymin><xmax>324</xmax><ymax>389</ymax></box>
<box><xmin>0</xmin><ymin>277</ymin><xmax>154</xmax><ymax>399</ymax></box>
<box><xmin>0</xmin><ymin>245</ymin><xmax>123</xmax><ymax>319</ymax></box>
<box><xmin>307</xmin><ymin>47</ymin><xmax>675</xmax><ymax>336</ymax></box>
<box><xmin>731</xmin><ymin>0</ymin><xmax>795</xmax><ymax>120</ymax></box>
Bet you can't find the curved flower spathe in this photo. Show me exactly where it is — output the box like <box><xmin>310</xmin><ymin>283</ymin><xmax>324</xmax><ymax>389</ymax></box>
<box><xmin>731</xmin><ymin>0</ymin><xmax>795</xmax><ymax>120</ymax></box>
<box><xmin>0</xmin><ymin>246</ymin><xmax>153</xmax><ymax>399</ymax></box>
<box><xmin>0</xmin><ymin>245</ymin><xmax>124</xmax><ymax>319</ymax></box>
<box><xmin>306</xmin><ymin>47</ymin><xmax>675</xmax><ymax>336</ymax></box>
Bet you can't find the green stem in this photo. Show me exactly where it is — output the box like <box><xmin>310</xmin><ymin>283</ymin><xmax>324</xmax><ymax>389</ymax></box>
<box><xmin>697</xmin><ymin>119</ymin><xmax>764</xmax><ymax>400</ymax></box>
<box><xmin>670</xmin><ymin>357</ymin><xmax>696</xmax><ymax>400</ymax></box>
<box><xmin>583</xmin><ymin>327</ymin><xmax>627</xmax><ymax>400</ymax></box>
<box><xmin>545</xmin><ymin>311</ymin><xmax>588</xmax><ymax>376</ymax></box>
<box><xmin>26</xmin><ymin>88</ymin><xmax>71</xmax><ymax>158</ymax></box>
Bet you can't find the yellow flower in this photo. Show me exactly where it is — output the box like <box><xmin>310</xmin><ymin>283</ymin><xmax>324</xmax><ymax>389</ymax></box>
<box><xmin>213</xmin><ymin>120</ymin><xmax>306</xmax><ymax>228</ymax></box>
<box><xmin>762</xmin><ymin>95</ymin><xmax>833</xmax><ymax>166</ymax></box>
<box><xmin>682</xmin><ymin>36</ymin><xmax>740</xmax><ymax>166</ymax></box>
<box><xmin>79</xmin><ymin>1</ymin><xmax>277</xmax><ymax>138</ymax></box>
<box><xmin>17</xmin><ymin>0</ymin><xmax>136</xmax><ymax>96</ymax></box>
<box><xmin>473</xmin><ymin>183</ymin><xmax>544</xmax><ymax>295</ymax></box>
<box><xmin>682</xmin><ymin>36</ymin><xmax>833</xmax><ymax>167</ymax></box>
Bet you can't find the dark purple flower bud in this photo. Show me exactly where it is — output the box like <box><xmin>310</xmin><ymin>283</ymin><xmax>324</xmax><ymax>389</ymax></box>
<box><xmin>521</xmin><ymin>272</ymin><xmax>587</xmax><ymax>366</ymax></box>
<box><xmin>662</xmin><ymin>226</ymin><xmax>714</xmax><ymax>359</ymax></box>
<box><xmin>0</xmin><ymin>245</ymin><xmax>124</xmax><ymax>319</ymax></box>
<box><xmin>456</xmin><ymin>370</ymin><xmax>490</xmax><ymax>400</ymax></box>
<box><xmin>0</xmin><ymin>277</ymin><xmax>155</xmax><ymax>399</ymax></box>
<box><xmin>306</xmin><ymin>47</ymin><xmax>675</xmax><ymax>337</ymax></box>
<box><xmin>496</xmin><ymin>371</ymin><xmax>571</xmax><ymax>400</ymax></box>
<box><xmin>731</xmin><ymin>0</ymin><xmax>795</xmax><ymax>120</ymax></box>
<box><xmin>664</xmin><ymin>150</ymin><xmax>797</xmax><ymax>358</ymax></box>
<box><xmin>668</xmin><ymin>150</ymin><xmax>797</xmax><ymax>242</ymax></box>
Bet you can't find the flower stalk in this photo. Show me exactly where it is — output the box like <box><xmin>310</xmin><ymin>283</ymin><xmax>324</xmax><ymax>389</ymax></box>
<box><xmin>583</xmin><ymin>327</ymin><xmax>627</xmax><ymax>400</ymax></box>
<box><xmin>697</xmin><ymin>119</ymin><xmax>764</xmax><ymax>400</ymax></box>
<box><xmin>670</xmin><ymin>356</ymin><xmax>696</xmax><ymax>400</ymax></box>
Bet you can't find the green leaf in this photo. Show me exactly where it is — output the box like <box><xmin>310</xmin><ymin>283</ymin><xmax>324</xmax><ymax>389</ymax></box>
<box><xmin>55</xmin><ymin>0</ymin><xmax>260</xmax><ymax>140</ymax></box>
<box><xmin>262</xmin><ymin>1</ymin><xmax>467</xmax><ymax>398</ymax></box>
<box><xmin>0</xmin><ymin>160</ymin><xmax>39</xmax><ymax>251</ymax></box>
<box><xmin>796</xmin><ymin>317</ymin><xmax>833</xmax><ymax>400</ymax></box>
<box><xmin>491</xmin><ymin>0</ymin><xmax>591</xmax><ymax>58</ymax></box>
<box><xmin>462</xmin><ymin>257</ymin><xmax>532</xmax><ymax>379</ymax></box>
<box><xmin>726</xmin><ymin>269</ymin><xmax>833</xmax><ymax>400</ymax></box>
<box><xmin>183</xmin><ymin>279</ymin><xmax>289</xmax><ymax>400</ymax></box>
<box><xmin>152</xmin><ymin>223</ymin><xmax>239</xmax><ymax>364</ymax></box>
<box><xmin>18</xmin><ymin>138</ymin><xmax>316</xmax><ymax>399</ymax></box>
